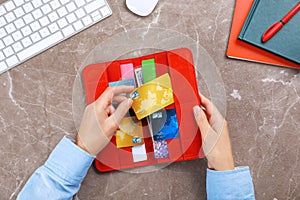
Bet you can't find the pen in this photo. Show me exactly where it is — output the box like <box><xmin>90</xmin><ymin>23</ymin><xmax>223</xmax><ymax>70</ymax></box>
<box><xmin>261</xmin><ymin>2</ymin><xmax>300</xmax><ymax>43</ymax></box>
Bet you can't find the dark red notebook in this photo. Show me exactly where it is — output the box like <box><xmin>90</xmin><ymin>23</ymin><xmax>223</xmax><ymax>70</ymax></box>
<box><xmin>82</xmin><ymin>48</ymin><xmax>204</xmax><ymax>172</ymax></box>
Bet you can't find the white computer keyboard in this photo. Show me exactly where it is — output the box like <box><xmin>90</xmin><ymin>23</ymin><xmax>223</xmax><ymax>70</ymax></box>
<box><xmin>0</xmin><ymin>0</ymin><xmax>112</xmax><ymax>74</ymax></box>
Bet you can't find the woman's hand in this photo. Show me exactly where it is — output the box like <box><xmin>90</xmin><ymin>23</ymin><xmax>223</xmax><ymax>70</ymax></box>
<box><xmin>76</xmin><ymin>86</ymin><xmax>134</xmax><ymax>156</ymax></box>
<box><xmin>193</xmin><ymin>94</ymin><xmax>235</xmax><ymax>171</ymax></box>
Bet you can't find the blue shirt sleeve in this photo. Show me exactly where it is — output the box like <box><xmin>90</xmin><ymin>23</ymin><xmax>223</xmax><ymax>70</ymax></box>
<box><xmin>206</xmin><ymin>166</ymin><xmax>255</xmax><ymax>200</ymax></box>
<box><xmin>17</xmin><ymin>136</ymin><xmax>95</xmax><ymax>200</ymax></box>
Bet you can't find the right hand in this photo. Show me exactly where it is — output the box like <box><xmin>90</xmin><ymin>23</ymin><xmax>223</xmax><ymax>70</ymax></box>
<box><xmin>77</xmin><ymin>86</ymin><xmax>134</xmax><ymax>156</ymax></box>
<box><xmin>193</xmin><ymin>94</ymin><xmax>235</xmax><ymax>171</ymax></box>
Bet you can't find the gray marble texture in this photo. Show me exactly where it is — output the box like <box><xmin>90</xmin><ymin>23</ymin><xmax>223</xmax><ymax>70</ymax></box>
<box><xmin>0</xmin><ymin>0</ymin><xmax>299</xmax><ymax>199</ymax></box>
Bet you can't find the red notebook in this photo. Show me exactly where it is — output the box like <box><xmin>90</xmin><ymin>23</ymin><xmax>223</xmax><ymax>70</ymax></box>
<box><xmin>82</xmin><ymin>48</ymin><xmax>204</xmax><ymax>172</ymax></box>
<box><xmin>226</xmin><ymin>0</ymin><xmax>300</xmax><ymax>69</ymax></box>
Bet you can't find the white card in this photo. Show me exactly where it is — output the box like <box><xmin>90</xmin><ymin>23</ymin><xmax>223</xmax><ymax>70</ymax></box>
<box><xmin>132</xmin><ymin>144</ymin><xmax>147</xmax><ymax>162</ymax></box>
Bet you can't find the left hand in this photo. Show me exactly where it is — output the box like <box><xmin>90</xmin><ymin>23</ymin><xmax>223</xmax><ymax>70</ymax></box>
<box><xmin>76</xmin><ymin>86</ymin><xmax>134</xmax><ymax>155</ymax></box>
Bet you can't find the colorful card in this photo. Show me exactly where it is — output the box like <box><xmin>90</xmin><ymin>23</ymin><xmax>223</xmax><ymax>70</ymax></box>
<box><xmin>120</xmin><ymin>63</ymin><xmax>136</xmax><ymax>86</ymax></box>
<box><xmin>130</xmin><ymin>73</ymin><xmax>174</xmax><ymax>120</ymax></box>
<box><xmin>142</xmin><ymin>59</ymin><xmax>156</xmax><ymax>83</ymax></box>
<box><xmin>150</xmin><ymin>108</ymin><xmax>179</xmax><ymax>141</ymax></box>
<box><xmin>153</xmin><ymin>140</ymin><xmax>169</xmax><ymax>159</ymax></box>
<box><xmin>116</xmin><ymin>117</ymin><xmax>144</xmax><ymax>148</ymax></box>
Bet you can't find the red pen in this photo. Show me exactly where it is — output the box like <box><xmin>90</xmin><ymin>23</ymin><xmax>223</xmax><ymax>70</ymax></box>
<box><xmin>262</xmin><ymin>2</ymin><xmax>300</xmax><ymax>43</ymax></box>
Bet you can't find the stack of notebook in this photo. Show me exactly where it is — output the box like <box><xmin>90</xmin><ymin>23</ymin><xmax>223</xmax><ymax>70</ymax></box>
<box><xmin>227</xmin><ymin>0</ymin><xmax>300</xmax><ymax>69</ymax></box>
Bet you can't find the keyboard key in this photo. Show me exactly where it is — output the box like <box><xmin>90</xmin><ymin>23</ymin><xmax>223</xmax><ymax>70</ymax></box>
<box><xmin>75</xmin><ymin>8</ymin><xmax>85</xmax><ymax>18</ymax></box>
<box><xmin>48</xmin><ymin>11</ymin><xmax>59</xmax><ymax>22</ymax></box>
<box><xmin>57</xmin><ymin>18</ymin><xmax>67</xmax><ymax>28</ymax></box>
<box><xmin>0</xmin><ymin>40</ymin><xmax>4</xmax><ymax>49</ymax></box>
<box><xmin>5</xmin><ymin>13</ymin><xmax>16</xmax><ymax>23</ymax></box>
<box><xmin>0</xmin><ymin>62</ymin><xmax>8</xmax><ymax>72</ymax></box>
<box><xmin>91</xmin><ymin>10</ymin><xmax>100</xmax><ymax>18</ymax></box>
<box><xmin>21</xmin><ymin>26</ymin><xmax>32</xmax><ymax>37</ymax></box>
<box><xmin>18</xmin><ymin>31</ymin><xmax>63</xmax><ymax>60</ymax></box>
<box><xmin>75</xmin><ymin>0</ymin><xmax>85</xmax><ymax>7</ymax></box>
<box><xmin>32</xmin><ymin>0</ymin><xmax>43</xmax><ymax>8</ymax></box>
<box><xmin>5</xmin><ymin>23</ymin><xmax>16</xmax><ymax>34</ymax></box>
<box><xmin>6</xmin><ymin>55</ymin><xmax>19</xmax><ymax>67</ymax></box>
<box><xmin>23</xmin><ymin>2</ymin><xmax>34</xmax><ymax>13</ymax></box>
<box><xmin>3</xmin><ymin>35</ymin><xmax>14</xmax><ymax>46</ymax></box>
<box><xmin>0</xmin><ymin>6</ymin><xmax>6</xmax><ymax>16</ymax></box>
<box><xmin>0</xmin><ymin>51</ymin><xmax>4</xmax><ymax>60</ymax></box>
<box><xmin>32</xmin><ymin>9</ymin><xmax>43</xmax><ymax>19</ymax></box>
<box><xmin>30</xmin><ymin>21</ymin><xmax>41</xmax><ymax>32</ymax></box>
<box><xmin>60</xmin><ymin>0</ymin><xmax>71</xmax><ymax>5</ymax></box>
<box><xmin>100</xmin><ymin>6</ymin><xmax>111</xmax><ymax>16</ymax></box>
<box><xmin>3</xmin><ymin>46</ymin><xmax>14</xmax><ymax>57</ymax></box>
<box><xmin>4</xmin><ymin>1</ymin><xmax>16</xmax><ymax>12</ymax></box>
<box><xmin>39</xmin><ymin>16</ymin><xmax>50</xmax><ymax>26</ymax></box>
<box><xmin>12</xmin><ymin>31</ymin><xmax>23</xmax><ymax>41</ymax></box>
<box><xmin>14</xmin><ymin>0</ymin><xmax>25</xmax><ymax>7</ymax></box>
<box><xmin>14</xmin><ymin>7</ymin><xmax>25</xmax><ymax>18</ymax></box>
<box><xmin>50</xmin><ymin>0</ymin><xmax>61</xmax><ymax>10</ymax></box>
<box><xmin>30</xmin><ymin>32</ymin><xmax>41</xmax><ymax>42</ymax></box>
<box><xmin>57</xmin><ymin>6</ymin><xmax>67</xmax><ymax>17</ymax></box>
<box><xmin>14</xmin><ymin>18</ymin><xmax>25</xmax><ymax>29</ymax></box>
<box><xmin>82</xmin><ymin>16</ymin><xmax>92</xmax><ymax>26</ymax></box>
<box><xmin>73</xmin><ymin>20</ymin><xmax>83</xmax><ymax>31</ymax></box>
<box><xmin>39</xmin><ymin>27</ymin><xmax>50</xmax><ymax>38</ymax></box>
<box><xmin>66</xmin><ymin>13</ymin><xmax>77</xmax><ymax>23</ymax></box>
<box><xmin>0</xmin><ymin>17</ymin><xmax>6</xmax><ymax>27</ymax></box>
<box><xmin>23</xmin><ymin>13</ymin><xmax>34</xmax><ymax>24</ymax></box>
<box><xmin>41</xmin><ymin>4</ymin><xmax>52</xmax><ymax>14</ymax></box>
<box><xmin>62</xmin><ymin>25</ymin><xmax>75</xmax><ymax>37</ymax></box>
<box><xmin>84</xmin><ymin>0</ymin><xmax>105</xmax><ymax>14</ymax></box>
<box><xmin>49</xmin><ymin>23</ymin><xmax>59</xmax><ymax>33</ymax></box>
<box><xmin>21</xmin><ymin>37</ymin><xmax>32</xmax><ymax>47</ymax></box>
<box><xmin>12</xmin><ymin>41</ymin><xmax>23</xmax><ymax>52</ymax></box>
<box><xmin>66</xmin><ymin>2</ymin><xmax>76</xmax><ymax>12</ymax></box>
<box><xmin>0</xmin><ymin>28</ymin><xmax>7</xmax><ymax>39</ymax></box>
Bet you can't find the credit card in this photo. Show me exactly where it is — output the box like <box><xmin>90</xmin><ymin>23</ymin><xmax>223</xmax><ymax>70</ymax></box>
<box><xmin>153</xmin><ymin>140</ymin><xmax>169</xmax><ymax>159</ymax></box>
<box><xmin>109</xmin><ymin>79</ymin><xmax>135</xmax><ymax>108</ymax></box>
<box><xmin>134</xmin><ymin>68</ymin><xmax>144</xmax><ymax>86</ymax></box>
<box><xmin>142</xmin><ymin>58</ymin><xmax>156</xmax><ymax>83</ymax></box>
<box><xmin>119</xmin><ymin>116</ymin><xmax>141</xmax><ymax>136</ymax></box>
<box><xmin>108</xmin><ymin>78</ymin><xmax>135</xmax><ymax>87</ymax></box>
<box><xmin>150</xmin><ymin>108</ymin><xmax>179</xmax><ymax>141</ymax></box>
<box><xmin>130</xmin><ymin>73</ymin><xmax>174</xmax><ymax>120</ymax></box>
<box><xmin>116</xmin><ymin>117</ymin><xmax>144</xmax><ymax>148</ymax></box>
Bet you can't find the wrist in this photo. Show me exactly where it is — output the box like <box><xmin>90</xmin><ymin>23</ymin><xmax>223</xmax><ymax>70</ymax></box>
<box><xmin>76</xmin><ymin>135</ymin><xmax>92</xmax><ymax>155</ymax></box>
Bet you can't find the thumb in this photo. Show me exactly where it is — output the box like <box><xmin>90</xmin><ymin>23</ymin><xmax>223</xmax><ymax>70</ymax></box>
<box><xmin>108</xmin><ymin>98</ymin><xmax>133</xmax><ymax>130</ymax></box>
<box><xmin>193</xmin><ymin>105</ymin><xmax>210</xmax><ymax>140</ymax></box>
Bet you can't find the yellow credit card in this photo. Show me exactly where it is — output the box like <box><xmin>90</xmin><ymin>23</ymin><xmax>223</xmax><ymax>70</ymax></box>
<box><xmin>130</xmin><ymin>73</ymin><xmax>174</xmax><ymax>120</ymax></box>
<box><xmin>116</xmin><ymin>117</ymin><xmax>144</xmax><ymax>148</ymax></box>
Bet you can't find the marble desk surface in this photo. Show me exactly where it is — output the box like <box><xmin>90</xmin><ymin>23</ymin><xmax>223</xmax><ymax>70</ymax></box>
<box><xmin>0</xmin><ymin>0</ymin><xmax>299</xmax><ymax>199</ymax></box>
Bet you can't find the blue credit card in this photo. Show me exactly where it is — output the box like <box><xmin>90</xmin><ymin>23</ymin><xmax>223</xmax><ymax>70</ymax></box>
<box><xmin>109</xmin><ymin>79</ymin><xmax>135</xmax><ymax>110</ymax></box>
<box><xmin>109</xmin><ymin>79</ymin><xmax>135</xmax><ymax>87</ymax></box>
<box><xmin>150</xmin><ymin>108</ymin><xmax>179</xmax><ymax>141</ymax></box>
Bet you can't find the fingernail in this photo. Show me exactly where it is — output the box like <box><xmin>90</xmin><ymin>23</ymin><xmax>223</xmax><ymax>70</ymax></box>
<box><xmin>193</xmin><ymin>106</ymin><xmax>200</xmax><ymax>118</ymax></box>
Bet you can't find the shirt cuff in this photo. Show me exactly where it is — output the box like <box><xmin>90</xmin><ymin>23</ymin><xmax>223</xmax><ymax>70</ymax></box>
<box><xmin>206</xmin><ymin>166</ymin><xmax>255</xmax><ymax>200</ymax></box>
<box><xmin>44</xmin><ymin>136</ymin><xmax>95</xmax><ymax>184</ymax></box>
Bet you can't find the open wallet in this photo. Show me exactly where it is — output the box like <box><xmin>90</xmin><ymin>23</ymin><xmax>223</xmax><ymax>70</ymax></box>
<box><xmin>82</xmin><ymin>48</ymin><xmax>204</xmax><ymax>172</ymax></box>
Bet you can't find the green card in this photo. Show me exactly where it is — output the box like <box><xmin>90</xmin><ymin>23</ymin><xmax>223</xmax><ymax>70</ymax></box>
<box><xmin>142</xmin><ymin>59</ymin><xmax>156</xmax><ymax>83</ymax></box>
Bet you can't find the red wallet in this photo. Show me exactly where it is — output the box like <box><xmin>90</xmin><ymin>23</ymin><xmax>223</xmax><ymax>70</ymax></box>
<box><xmin>82</xmin><ymin>48</ymin><xmax>204</xmax><ymax>172</ymax></box>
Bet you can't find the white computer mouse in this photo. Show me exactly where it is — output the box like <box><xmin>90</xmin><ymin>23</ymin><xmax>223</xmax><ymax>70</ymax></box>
<box><xmin>126</xmin><ymin>0</ymin><xmax>159</xmax><ymax>16</ymax></box>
